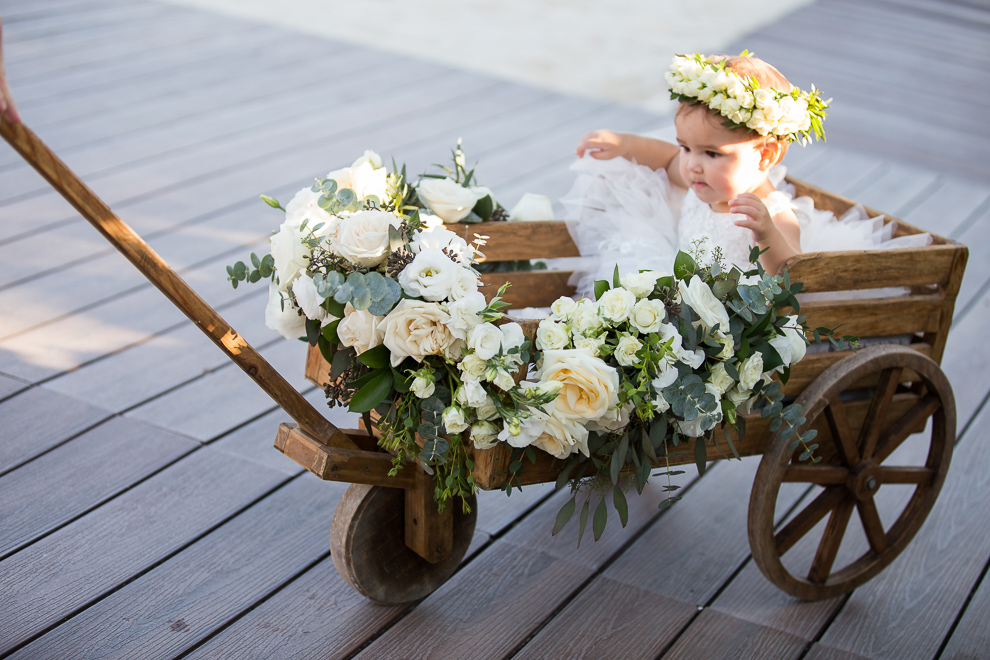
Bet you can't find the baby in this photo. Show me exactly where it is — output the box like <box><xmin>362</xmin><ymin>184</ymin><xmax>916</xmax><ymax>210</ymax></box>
<box><xmin>566</xmin><ymin>53</ymin><xmax>828</xmax><ymax>288</ymax></box>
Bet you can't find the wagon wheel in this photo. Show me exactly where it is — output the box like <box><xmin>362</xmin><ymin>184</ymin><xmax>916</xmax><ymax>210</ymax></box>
<box><xmin>330</xmin><ymin>483</ymin><xmax>477</xmax><ymax>604</ymax></box>
<box><xmin>749</xmin><ymin>344</ymin><xmax>955</xmax><ymax>600</ymax></box>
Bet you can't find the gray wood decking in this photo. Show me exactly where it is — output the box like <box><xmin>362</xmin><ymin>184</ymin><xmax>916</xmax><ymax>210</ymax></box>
<box><xmin>0</xmin><ymin>0</ymin><xmax>988</xmax><ymax>658</ymax></box>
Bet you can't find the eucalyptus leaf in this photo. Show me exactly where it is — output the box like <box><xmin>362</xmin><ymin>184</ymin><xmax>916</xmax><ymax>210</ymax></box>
<box><xmin>694</xmin><ymin>437</ymin><xmax>707</xmax><ymax>475</ymax></box>
<box><xmin>613</xmin><ymin>485</ymin><xmax>629</xmax><ymax>527</ymax></box>
<box><xmin>577</xmin><ymin>497</ymin><xmax>591</xmax><ymax>548</ymax></box>
<box><xmin>553</xmin><ymin>496</ymin><xmax>576</xmax><ymax>536</ymax></box>
<box><xmin>593</xmin><ymin>498</ymin><xmax>608</xmax><ymax>541</ymax></box>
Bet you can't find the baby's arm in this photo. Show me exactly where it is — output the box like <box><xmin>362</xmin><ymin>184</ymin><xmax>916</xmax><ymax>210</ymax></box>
<box><xmin>728</xmin><ymin>193</ymin><xmax>801</xmax><ymax>275</ymax></box>
<box><xmin>575</xmin><ymin>130</ymin><xmax>686</xmax><ymax>186</ymax></box>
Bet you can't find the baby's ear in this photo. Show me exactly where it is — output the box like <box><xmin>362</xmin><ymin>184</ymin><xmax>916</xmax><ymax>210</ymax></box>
<box><xmin>759</xmin><ymin>139</ymin><xmax>785</xmax><ymax>170</ymax></box>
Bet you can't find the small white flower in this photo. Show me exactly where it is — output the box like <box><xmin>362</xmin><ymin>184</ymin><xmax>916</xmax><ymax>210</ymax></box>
<box><xmin>570</xmin><ymin>299</ymin><xmax>604</xmax><ymax>336</ymax></box>
<box><xmin>458</xmin><ymin>353</ymin><xmax>488</xmax><ymax>381</ymax></box>
<box><xmin>350</xmin><ymin>149</ymin><xmax>384</xmax><ymax>170</ymax></box>
<box><xmin>738</xmin><ymin>353</ymin><xmax>764</xmax><ymax>391</ymax></box>
<box><xmin>550</xmin><ymin>296</ymin><xmax>578</xmax><ymax>320</ymax></box>
<box><xmin>574</xmin><ymin>335</ymin><xmax>605</xmax><ymax>356</ymax></box>
<box><xmin>410</xmin><ymin>375</ymin><xmax>435</xmax><ymax>399</ymax></box>
<box><xmin>509</xmin><ymin>193</ymin><xmax>554</xmax><ymax>221</ymax></box>
<box><xmin>597</xmin><ymin>287</ymin><xmax>637</xmax><ymax>325</ymax></box>
<box><xmin>445</xmin><ymin>291</ymin><xmax>486</xmax><ymax>339</ymax></box>
<box><xmin>398</xmin><ymin>248</ymin><xmax>461</xmax><ymax>301</ymax></box>
<box><xmin>411</xmin><ymin>226</ymin><xmax>473</xmax><ymax>264</ymax></box>
<box><xmin>470</xmin><ymin>421</ymin><xmax>500</xmax><ymax>449</ymax></box>
<box><xmin>630</xmin><ymin>298</ymin><xmax>666</xmax><ymax>334</ymax></box>
<box><xmin>708</xmin><ymin>362</ymin><xmax>735</xmax><ymax>396</ymax></box>
<box><xmin>614</xmin><ymin>335</ymin><xmax>643</xmax><ymax>367</ymax></box>
<box><xmin>468</xmin><ymin>322</ymin><xmax>503</xmax><ymax>360</ymax></box>
<box><xmin>493</xmin><ymin>369</ymin><xmax>516</xmax><ymax>391</ymax></box>
<box><xmin>442</xmin><ymin>406</ymin><xmax>470</xmax><ymax>434</ymax></box>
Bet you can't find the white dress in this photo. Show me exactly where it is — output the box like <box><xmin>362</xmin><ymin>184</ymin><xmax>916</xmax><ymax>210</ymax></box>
<box><xmin>559</xmin><ymin>156</ymin><xmax>932</xmax><ymax>299</ymax></box>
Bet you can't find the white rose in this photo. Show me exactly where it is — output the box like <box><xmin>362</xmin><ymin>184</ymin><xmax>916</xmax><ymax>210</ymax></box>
<box><xmin>754</xmin><ymin>88</ymin><xmax>776</xmax><ymax>109</ymax></box>
<box><xmin>738</xmin><ymin>353</ymin><xmax>764</xmax><ymax>391</ymax></box>
<box><xmin>493</xmin><ymin>369</ymin><xmax>516</xmax><ymax>391</ymax></box>
<box><xmin>335</xmin><ymin>209</ymin><xmax>401</xmax><ymax>267</ymax></box>
<box><xmin>337</xmin><ymin>305</ymin><xmax>384</xmax><ymax>355</ymax></box>
<box><xmin>614</xmin><ymin>335</ymin><xmax>643</xmax><ymax>367</ymax></box>
<box><xmin>350</xmin><ymin>149</ymin><xmax>384</xmax><ymax>170</ymax></box>
<box><xmin>269</xmin><ymin>222</ymin><xmax>310</xmax><ymax>291</ymax></box>
<box><xmin>326</xmin><ymin>160</ymin><xmax>388</xmax><ymax>200</ymax></box>
<box><xmin>537</xmin><ymin>349</ymin><xmax>620</xmax><ymax>422</ymax></box>
<box><xmin>442</xmin><ymin>406</ymin><xmax>470</xmax><ymax>434</ymax></box>
<box><xmin>708</xmin><ymin>362</ymin><xmax>736</xmax><ymax>396</ymax></box>
<box><xmin>445</xmin><ymin>291</ymin><xmax>486</xmax><ymax>339</ymax></box>
<box><xmin>630</xmin><ymin>299</ymin><xmax>666</xmax><ymax>334</ymax></box>
<box><xmin>458</xmin><ymin>379</ymin><xmax>488</xmax><ymax>408</ymax></box>
<box><xmin>397</xmin><ymin>248</ymin><xmax>461</xmax><ymax>301</ymax></box>
<box><xmin>574</xmin><ymin>335</ymin><xmax>605</xmax><ymax>356</ymax></box>
<box><xmin>727</xmin><ymin>385</ymin><xmax>755</xmax><ymax>414</ymax></box>
<box><xmin>620</xmin><ymin>271</ymin><xmax>663</xmax><ymax>298</ymax></box>
<box><xmin>570</xmin><ymin>300</ymin><xmax>604</xmax><ymax>337</ymax></box>
<box><xmin>292</xmin><ymin>274</ymin><xmax>328</xmax><ymax>322</ymax></box>
<box><xmin>782</xmin><ymin>316</ymin><xmax>807</xmax><ymax>365</ymax></box>
<box><xmin>265</xmin><ymin>284</ymin><xmax>307</xmax><ymax>340</ymax></box>
<box><xmin>283</xmin><ymin>187</ymin><xmax>339</xmax><ymax>240</ymax></box>
<box><xmin>509</xmin><ymin>193</ymin><xmax>554</xmax><ymax>222</ymax></box>
<box><xmin>458</xmin><ymin>353</ymin><xmax>488</xmax><ymax>381</ymax></box>
<box><xmin>769</xmin><ymin>335</ymin><xmax>793</xmax><ymax>372</ymax></box>
<box><xmin>597</xmin><ymin>287</ymin><xmax>637</xmax><ymax>325</ymax></box>
<box><xmin>537</xmin><ymin>319</ymin><xmax>570</xmax><ymax>351</ymax></box>
<box><xmin>411</xmin><ymin>226</ymin><xmax>473</xmax><ymax>264</ymax></box>
<box><xmin>500</xmin><ymin>322</ymin><xmax>525</xmax><ymax>352</ymax></box>
<box><xmin>410</xmin><ymin>375</ymin><xmax>435</xmax><ymax>399</ymax></box>
<box><xmin>652</xmin><ymin>358</ymin><xmax>679</xmax><ymax>391</ymax></box>
<box><xmin>468</xmin><ymin>322</ymin><xmax>503</xmax><ymax>361</ymax></box>
<box><xmin>587</xmin><ymin>401</ymin><xmax>633</xmax><ymax>433</ymax></box>
<box><xmin>550</xmin><ymin>296</ymin><xmax>578</xmax><ymax>321</ymax></box>
<box><xmin>475</xmin><ymin>395</ymin><xmax>498</xmax><ymax>421</ymax></box>
<box><xmin>470</xmin><ymin>421</ymin><xmax>500</xmax><ymax>449</ymax></box>
<box><xmin>678</xmin><ymin>276</ymin><xmax>730</xmax><ymax>335</ymax></box>
<box><xmin>379</xmin><ymin>299</ymin><xmax>460</xmax><ymax>367</ymax></box>
<box><xmin>417</xmin><ymin>177</ymin><xmax>492</xmax><ymax>224</ymax></box>
<box><xmin>535</xmin><ymin>406</ymin><xmax>591</xmax><ymax>459</ymax></box>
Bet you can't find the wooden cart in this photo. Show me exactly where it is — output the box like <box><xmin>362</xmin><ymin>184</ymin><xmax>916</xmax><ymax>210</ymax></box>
<box><xmin>4</xmin><ymin>121</ymin><xmax>968</xmax><ymax>607</ymax></box>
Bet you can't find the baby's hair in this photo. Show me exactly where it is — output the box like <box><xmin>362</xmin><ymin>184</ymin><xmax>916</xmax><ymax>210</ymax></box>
<box><xmin>675</xmin><ymin>53</ymin><xmax>793</xmax><ymax>164</ymax></box>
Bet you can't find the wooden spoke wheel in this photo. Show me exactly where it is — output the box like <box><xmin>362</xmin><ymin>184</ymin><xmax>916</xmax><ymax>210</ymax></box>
<box><xmin>749</xmin><ymin>344</ymin><xmax>955</xmax><ymax>600</ymax></box>
<box><xmin>330</xmin><ymin>484</ymin><xmax>477</xmax><ymax>604</ymax></box>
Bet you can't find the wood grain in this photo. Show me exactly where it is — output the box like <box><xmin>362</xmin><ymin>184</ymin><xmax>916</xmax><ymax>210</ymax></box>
<box><xmin>663</xmin><ymin>608</ymin><xmax>807</xmax><ymax>660</ymax></box>
<box><xmin>453</xmin><ymin>220</ymin><xmax>580</xmax><ymax>260</ymax></box>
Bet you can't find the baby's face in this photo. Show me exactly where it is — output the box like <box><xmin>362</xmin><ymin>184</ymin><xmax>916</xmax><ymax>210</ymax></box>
<box><xmin>675</xmin><ymin>107</ymin><xmax>769</xmax><ymax>212</ymax></box>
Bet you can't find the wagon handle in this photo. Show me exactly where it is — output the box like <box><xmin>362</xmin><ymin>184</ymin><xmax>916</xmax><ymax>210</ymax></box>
<box><xmin>0</xmin><ymin>120</ymin><xmax>357</xmax><ymax>450</ymax></box>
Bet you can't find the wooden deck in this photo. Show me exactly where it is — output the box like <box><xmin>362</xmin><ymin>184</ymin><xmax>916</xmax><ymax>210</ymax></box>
<box><xmin>1</xmin><ymin>0</ymin><xmax>988</xmax><ymax>658</ymax></box>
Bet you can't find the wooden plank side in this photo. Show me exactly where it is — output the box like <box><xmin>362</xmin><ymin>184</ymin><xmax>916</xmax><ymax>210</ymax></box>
<box><xmin>9</xmin><ymin>475</ymin><xmax>347</xmax><ymax>660</ymax></box>
<box><xmin>0</xmin><ymin>447</ymin><xmax>289</xmax><ymax>655</ymax></box>
<box><xmin>785</xmin><ymin>247</ymin><xmax>960</xmax><ymax>293</ymax></box>
<box><xmin>0</xmin><ymin>372</ymin><xmax>29</xmax><ymax>401</ymax></box>
<box><xmin>0</xmin><ymin>386</ymin><xmax>111</xmax><ymax>474</ymax></box>
<box><xmin>0</xmin><ymin>416</ymin><xmax>197</xmax><ymax>559</ymax></box>
<box><xmin>800</xmin><ymin>294</ymin><xmax>946</xmax><ymax>337</ymax></box>
<box><xmin>453</xmin><ymin>220</ymin><xmax>580</xmax><ymax>260</ymax></box>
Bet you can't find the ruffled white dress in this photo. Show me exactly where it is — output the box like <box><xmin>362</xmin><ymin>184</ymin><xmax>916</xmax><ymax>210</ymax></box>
<box><xmin>559</xmin><ymin>156</ymin><xmax>932</xmax><ymax>299</ymax></box>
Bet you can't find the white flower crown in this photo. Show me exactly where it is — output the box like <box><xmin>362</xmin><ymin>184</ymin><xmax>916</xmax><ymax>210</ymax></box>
<box><xmin>665</xmin><ymin>53</ymin><xmax>829</xmax><ymax>145</ymax></box>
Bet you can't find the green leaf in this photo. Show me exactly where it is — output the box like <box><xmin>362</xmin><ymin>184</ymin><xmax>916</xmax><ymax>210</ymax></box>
<box><xmin>577</xmin><ymin>497</ymin><xmax>590</xmax><ymax>548</ymax></box>
<box><xmin>391</xmin><ymin>367</ymin><xmax>411</xmax><ymax>393</ymax></box>
<box><xmin>594</xmin><ymin>279</ymin><xmax>610</xmax><ymax>300</ymax></box>
<box><xmin>612</xmin><ymin>264</ymin><xmax>621</xmax><ymax>288</ymax></box>
<box><xmin>356</xmin><ymin>343</ymin><xmax>390</xmax><ymax>369</ymax></box>
<box><xmin>553</xmin><ymin>496</ymin><xmax>576</xmax><ymax>536</ymax></box>
<box><xmin>673</xmin><ymin>250</ymin><xmax>697</xmax><ymax>279</ymax></box>
<box><xmin>641</xmin><ymin>427</ymin><xmax>658</xmax><ymax>463</ymax></box>
<box><xmin>305</xmin><ymin>318</ymin><xmax>321</xmax><ymax>347</ymax></box>
<box><xmin>613</xmin><ymin>485</ymin><xmax>628</xmax><ymax>528</ymax></box>
<box><xmin>321</xmin><ymin>320</ymin><xmax>340</xmax><ymax>345</ymax></box>
<box><xmin>330</xmin><ymin>346</ymin><xmax>354</xmax><ymax>380</ymax></box>
<box><xmin>336</xmin><ymin>188</ymin><xmax>356</xmax><ymax>206</ymax></box>
<box><xmin>365</xmin><ymin>271</ymin><xmax>388</xmax><ymax>301</ymax></box>
<box><xmin>593</xmin><ymin>497</ymin><xmax>608</xmax><ymax>541</ymax></box>
<box><xmin>317</xmin><ymin>334</ymin><xmax>335</xmax><ymax>364</ymax></box>
<box><xmin>348</xmin><ymin>370</ymin><xmax>393</xmax><ymax>413</ymax></box>
<box><xmin>323</xmin><ymin>297</ymin><xmax>346</xmax><ymax>319</ymax></box>
<box><xmin>694</xmin><ymin>437</ymin><xmax>707</xmax><ymax>475</ymax></box>
<box><xmin>472</xmin><ymin>194</ymin><xmax>494</xmax><ymax>221</ymax></box>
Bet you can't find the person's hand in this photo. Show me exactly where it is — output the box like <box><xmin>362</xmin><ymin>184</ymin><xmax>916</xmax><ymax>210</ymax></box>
<box><xmin>575</xmin><ymin>129</ymin><xmax>628</xmax><ymax>159</ymax></box>
<box><xmin>729</xmin><ymin>193</ymin><xmax>777</xmax><ymax>243</ymax></box>
<box><xmin>0</xmin><ymin>17</ymin><xmax>21</xmax><ymax>124</ymax></box>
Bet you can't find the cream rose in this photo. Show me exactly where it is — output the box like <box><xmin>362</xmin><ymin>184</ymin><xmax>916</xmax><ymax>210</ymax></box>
<box><xmin>769</xmin><ymin>335</ymin><xmax>793</xmax><ymax>372</ymax></box>
<box><xmin>574</xmin><ymin>335</ymin><xmax>605</xmax><ymax>356</ymax></box>
<box><xmin>379</xmin><ymin>299</ymin><xmax>459</xmax><ymax>367</ymax></box>
<box><xmin>458</xmin><ymin>353</ymin><xmax>488</xmax><ymax>381</ymax></box>
<box><xmin>535</xmin><ymin>406</ymin><xmax>591</xmax><ymax>459</ymax></box>
<box><xmin>537</xmin><ymin>319</ymin><xmax>570</xmax><ymax>351</ymax></box>
<box><xmin>615</xmin><ymin>335</ymin><xmax>643</xmax><ymax>367</ymax></box>
<box><xmin>335</xmin><ymin>209</ymin><xmax>401</xmax><ymax>267</ymax></box>
<box><xmin>442</xmin><ymin>406</ymin><xmax>470</xmax><ymax>434</ymax></box>
<box><xmin>678</xmin><ymin>276</ymin><xmax>730</xmax><ymax>335</ymax></box>
<box><xmin>509</xmin><ymin>193</ymin><xmax>554</xmax><ymax>222</ymax></box>
<box><xmin>417</xmin><ymin>177</ymin><xmax>492</xmax><ymax>224</ymax></box>
<box><xmin>470</xmin><ymin>421</ymin><xmax>499</xmax><ymax>449</ymax></box>
<box><xmin>569</xmin><ymin>300</ymin><xmax>604</xmax><ymax>337</ymax></box>
<box><xmin>630</xmin><ymin>298</ymin><xmax>666</xmax><ymax>334</ymax></box>
<box><xmin>782</xmin><ymin>316</ymin><xmax>807</xmax><ymax>365</ymax></box>
<box><xmin>738</xmin><ymin>353</ymin><xmax>764</xmax><ymax>391</ymax></box>
<box><xmin>410</xmin><ymin>375</ymin><xmax>435</xmax><ymax>399</ymax></box>
<box><xmin>537</xmin><ymin>349</ymin><xmax>620</xmax><ymax>422</ymax></box>
<box><xmin>727</xmin><ymin>385</ymin><xmax>756</xmax><ymax>414</ymax></box>
<box><xmin>708</xmin><ymin>362</ymin><xmax>736</xmax><ymax>396</ymax></box>
<box><xmin>550</xmin><ymin>296</ymin><xmax>578</xmax><ymax>321</ymax></box>
<box><xmin>597</xmin><ymin>287</ymin><xmax>637</xmax><ymax>325</ymax></box>
<box><xmin>337</xmin><ymin>304</ymin><xmax>384</xmax><ymax>355</ymax></box>
<box><xmin>620</xmin><ymin>271</ymin><xmax>663</xmax><ymax>298</ymax></box>
<box><xmin>398</xmin><ymin>248</ymin><xmax>461</xmax><ymax>301</ymax></box>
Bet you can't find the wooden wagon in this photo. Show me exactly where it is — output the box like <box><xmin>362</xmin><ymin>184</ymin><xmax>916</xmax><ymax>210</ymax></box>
<box><xmin>4</xmin><ymin>121</ymin><xmax>968</xmax><ymax>607</ymax></box>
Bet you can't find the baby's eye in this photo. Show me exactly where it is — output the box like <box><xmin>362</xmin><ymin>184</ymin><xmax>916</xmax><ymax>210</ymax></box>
<box><xmin>705</xmin><ymin>150</ymin><xmax>721</xmax><ymax>158</ymax></box>
<box><xmin>679</xmin><ymin>145</ymin><xmax>690</xmax><ymax>153</ymax></box>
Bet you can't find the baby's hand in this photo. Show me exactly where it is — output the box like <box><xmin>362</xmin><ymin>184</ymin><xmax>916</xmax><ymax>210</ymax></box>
<box><xmin>575</xmin><ymin>129</ymin><xmax>628</xmax><ymax>160</ymax></box>
<box><xmin>729</xmin><ymin>193</ymin><xmax>777</xmax><ymax>243</ymax></box>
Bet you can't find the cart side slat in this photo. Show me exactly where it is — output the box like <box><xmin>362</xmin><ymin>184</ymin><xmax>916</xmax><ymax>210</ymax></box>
<box><xmin>454</xmin><ymin>221</ymin><xmax>581</xmax><ymax>261</ymax></box>
<box><xmin>801</xmin><ymin>294</ymin><xmax>945</xmax><ymax>337</ymax></box>
<box><xmin>480</xmin><ymin>270</ymin><xmax>575</xmax><ymax>308</ymax></box>
<box><xmin>785</xmin><ymin>246</ymin><xmax>960</xmax><ymax>293</ymax></box>
<box><xmin>785</xmin><ymin>342</ymin><xmax>932</xmax><ymax>396</ymax></box>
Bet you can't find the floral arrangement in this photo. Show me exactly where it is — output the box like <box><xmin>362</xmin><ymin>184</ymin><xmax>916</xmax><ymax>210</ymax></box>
<box><xmin>665</xmin><ymin>52</ymin><xmax>829</xmax><ymax>144</ymax></box>
<box><xmin>227</xmin><ymin>146</ymin><xmax>850</xmax><ymax>541</ymax></box>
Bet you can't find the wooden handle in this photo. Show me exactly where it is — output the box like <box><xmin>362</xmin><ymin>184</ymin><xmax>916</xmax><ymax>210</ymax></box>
<box><xmin>0</xmin><ymin>119</ymin><xmax>356</xmax><ymax>450</ymax></box>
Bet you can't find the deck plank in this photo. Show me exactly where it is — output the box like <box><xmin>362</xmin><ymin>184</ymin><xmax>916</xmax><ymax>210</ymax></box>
<box><xmin>939</xmin><ymin>563</ymin><xmax>990</xmax><ymax>659</ymax></box>
<box><xmin>662</xmin><ymin>609</ymin><xmax>808</xmax><ymax>659</ymax></box>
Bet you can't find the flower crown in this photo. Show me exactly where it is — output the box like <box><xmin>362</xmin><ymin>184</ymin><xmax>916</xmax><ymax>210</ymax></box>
<box><xmin>665</xmin><ymin>53</ymin><xmax>829</xmax><ymax>145</ymax></box>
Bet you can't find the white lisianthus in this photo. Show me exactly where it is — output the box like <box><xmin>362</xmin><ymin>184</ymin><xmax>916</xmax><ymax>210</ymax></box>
<box><xmin>754</xmin><ymin>88</ymin><xmax>776</xmax><ymax>109</ymax></box>
<box><xmin>782</xmin><ymin>316</ymin><xmax>807</xmax><ymax>365</ymax></box>
<box><xmin>458</xmin><ymin>353</ymin><xmax>488</xmax><ymax>381</ymax></box>
<box><xmin>537</xmin><ymin>349</ymin><xmax>620</xmax><ymax>423</ymax></box>
<box><xmin>475</xmin><ymin>395</ymin><xmax>498</xmax><ymax>421</ymax></box>
<box><xmin>630</xmin><ymin>298</ymin><xmax>666</xmax><ymax>334</ymax></box>
<box><xmin>738</xmin><ymin>353</ymin><xmax>764</xmax><ymax>391</ymax></box>
<box><xmin>283</xmin><ymin>188</ymin><xmax>339</xmax><ymax>240</ymax></box>
<box><xmin>499</xmin><ymin>406</ymin><xmax>548</xmax><ymax>448</ymax></box>
<box><xmin>411</xmin><ymin>226</ymin><xmax>473</xmax><ymax>264</ymax></box>
<box><xmin>326</xmin><ymin>160</ymin><xmax>388</xmax><ymax>200</ymax></box>
<box><xmin>678</xmin><ymin>276</ymin><xmax>730</xmax><ymax>335</ymax></box>
<box><xmin>269</xmin><ymin>222</ymin><xmax>310</xmax><ymax>291</ymax></box>
<box><xmin>679</xmin><ymin>348</ymin><xmax>706</xmax><ymax>369</ymax></box>
<box><xmin>550</xmin><ymin>296</ymin><xmax>578</xmax><ymax>321</ymax></box>
<box><xmin>291</xmin><ymin>274</ymin><xmax>328</xmax><ymax>323</ymax></box>
<box><xmin>445</xmin><ymin>291</ymin><xmax>486</xmax><ymax>339</ymax></box>
<box><xmin>588</xmin><ymin>401</ymin><xmax>634</xmax><ymax>433</ymax></box>
<box><xmin>417</xmin><ymin>177</ymin><xmax>492</xmax><ymax>224</ymax></box>
<box><xmin>350</xmin><ymin>149</ymin><xmax>384</xmax><ymax>170</ymax></box>
<box><xmin>768</xmin><ymin>335</ymin><xmax>793</xmax><ymax>372</ymax></box>
<box><xmin>614</xmin><ymin>335</ymin><xmax>643</xmax><ymax>367</ymax></box>
<box><xmin>727</xmin><ymin>385</ymin><xmax>756</xmax><ymax>414</ymax></box>
<box><xmin>493</xmin><ymin>369</ymin><xmax>516</xmax><ymax>391</ymax></box>
<box><xmin>337</xmin><ymin>304</ymin><xmax>384</xmax><ymax>355</ymax></box>
<box><xmin>410</xmin><ymin>375</ymin><xmax>435</xmax><ymax>399</ymax></box>
<box><xmin>569</xmin><ymin>299</ymin><xmax>604</xmax><ymax>337</ymax></box>
<box><xmin>468</xmin><ymin>322</ymin><xmax>503</xmax><ymax>361</ymax></box>
<box><xmin>597</xmin><ymin>287</ymin><xmax>637</xmax><ymax>325</ymax></box>
<box><xmin>620</xmin><ymin>271</ymin><xmax>663</xmax><ymax>298</ymax></box>
<box><xmin>654</xmin><ymin>392</ymin><xmax>670</xmax><ymax>413</ymax></box>
<box><xmin>509</xmin><ymin>193</ymin><xmax>554</xmax><ymax>222</ymax></box>
<box><xmin>334</xmin><ymin>209</ymin><xmax>401</xmax><ymax>267</ymax></box>
<box><xmin>447</xmin><ymin>266</ymin><xmax>480</xmax><ymax>301</ymax></box>
<box><xmin>379</xmin><ymin>299</ymin><xmax>460</xmax><ymax>367</ymax></box>
<box><xmin>537</xmin><ymin>319</ymin><xmax>570</xmax><ymax>351</ymax></box>
<box><xmin>398</xmin><ymin>248</ymin><xmax>461</xmax><ymax>301</ymax></box>
<box><xmin>265</xmin><ymin>284</ymin><xmax>307</xmax><ymax>340</ymax></box>
<box><xmin>500</xmin><ymin>322</ymin><xmax>525</xmax><ymax>352</ymax></box>
<box><xmin>442</xmin><ymin>406</ymin><xmax>470</xmax><ymax>434</ymax></box>
<box><xmin>470</xmin><ymin>421</ymin><xmax>500</xmax><ymax>449</ymax></box>
<box><xmin>652</xmin><ymin>357</ymin><xmax>679</xmax><ymax>391</ymax></box>
<box><xmin>708</xmin><ymin>362</ymin><xmax>735</xmax><ymax>396</ymax></box>
<box><xmin>459</xmin><ymin>379</ymin><xmax>488</xmax><ymax>407</ymax></box>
